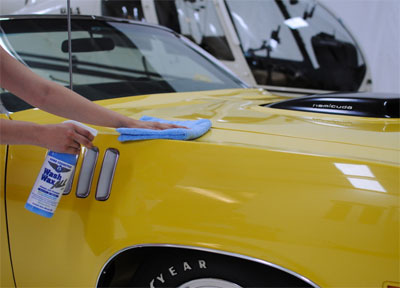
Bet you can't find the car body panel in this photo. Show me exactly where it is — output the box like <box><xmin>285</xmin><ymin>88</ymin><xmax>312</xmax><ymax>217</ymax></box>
<box><xmin>12</xmin><ymin>88</ymin><xmax>398</xmax><ymax>161</ymax></box>
<box><xmin>5</xmin><ymin>89</ymin><xmax>400</xmax><ymax>287</ymax></box>
<box><xmin>0</xmin><ymin>114</ymin><xmax>14</xmax><ymax>288</ymax></box>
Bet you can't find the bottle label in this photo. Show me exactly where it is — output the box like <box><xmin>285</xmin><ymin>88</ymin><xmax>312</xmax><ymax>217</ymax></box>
<box><xmin>25</xmin><ymin>154</ymin><xmax>75</xmax><ymax>218</ymax></box>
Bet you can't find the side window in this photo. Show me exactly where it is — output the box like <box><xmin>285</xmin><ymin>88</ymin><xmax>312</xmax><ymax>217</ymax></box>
<box><xmin>155</xmin><ymin>0</ymin><xmax>235</xmax><ymax>61</ymax></box>
<box><xmin>228</xmin><ymin>1</ymin><xmax>303</xmax><ymax>62</ymax></box>
<box><xmin>227</xmin><ymin>0</ymin><xmax>306</xmax><ymax>87</ymax></box>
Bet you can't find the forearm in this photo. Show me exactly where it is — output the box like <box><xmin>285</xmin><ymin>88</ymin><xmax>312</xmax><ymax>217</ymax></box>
<box><xmin>0</xmin><ymin>119</ymin><xmax>95</xmax><ymax>154</ymax></box>
<box><xmin>39</xmin><ymin>81</ymin><xmax>135</xmax><ymax>128</ymax></box>
<box><xmin>1</xmin><ymin>47</ymin><xmax>183</xmax><ymax>131</ymax></box>
<box><xmin>0</xmin><ymin>46</ymin><xmax>134</xmax><ymax>128</ymax></box>
<box><xmin>0</xmin><ymin>119</ymin><xmax>43</xmax><ymax>146</ymax></box>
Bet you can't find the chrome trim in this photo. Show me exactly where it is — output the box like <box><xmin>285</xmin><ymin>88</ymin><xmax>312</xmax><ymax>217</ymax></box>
<box><xmin>63</xmin><ymin>168</ymin><xmax>74</xmax><ymax>195</ymax></box>
<box><xmin>260</xmin><ymin>84</ymin><xmax>334</xmax><ymax>97</ymax></box>
<box><xmin>96</xmin><ymin>243</ymin><xmax>320</xmax><ymax>288</ymax></box>
<box><xmin>95</xmin><ymin>148</ymin><xmax>119</xmax><ymax>201</ymax></box>
<box><xmin>63</xmin><ymin>154</ymin><xmax>79</xmax><ymax>195</ymax></box>
<box><xmin>76</xmin><ymin>147</ymin><xmax>99</xmax><ymax>198</ymax></box>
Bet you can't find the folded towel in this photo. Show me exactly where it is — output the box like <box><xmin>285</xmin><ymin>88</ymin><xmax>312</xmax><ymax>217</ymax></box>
<box><xmin>117</xmin><ymin>116</ymin><xmax>212</xmax><ymax>142</ymax></box>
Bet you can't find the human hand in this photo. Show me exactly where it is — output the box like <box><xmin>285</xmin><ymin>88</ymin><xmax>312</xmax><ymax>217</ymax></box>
<box><xmin>127</xmin><ymin>119</ymin><xmax>188</xmax><ymax>130</ymax></box>
<box><xmin>38</xmin><ymin>123</ymin><xmax>95</xmax><ymax>154</ymax></box>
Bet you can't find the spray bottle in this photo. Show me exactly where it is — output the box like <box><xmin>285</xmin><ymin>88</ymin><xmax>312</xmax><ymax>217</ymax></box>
<box><xmin>25</xmin><ymin>120</ymin><xmax>98</xmax><ymax>218</ymax></box>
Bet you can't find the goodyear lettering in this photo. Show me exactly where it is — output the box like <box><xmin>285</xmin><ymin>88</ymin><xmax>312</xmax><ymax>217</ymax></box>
<box><xmin>183</xmin><ymin>261</ymin><xmax>192</xmax><ymax>271</ymax></box>
<box><xmin>150</xmin><ymin>274</ymin><xmax>165</xmax><ymax>288</ymax></box>
<box><xmin>169</xmin><ymin>266</ymin><xmax>177</xmax><ymax>276</ymax></box>
<box><xmin>156</xmin><ymin>274</ymin><xmax>165</xmax><ymax>283</ymax></box>
<box><xmin>198</xmin><ymin>260</ymin><xmax>207</xmax><ymax>269</ymax></box>
<box><xmin>149</xmin><ymin>260</ymin><xmax>207</xmax><ymax>287</ymax></box>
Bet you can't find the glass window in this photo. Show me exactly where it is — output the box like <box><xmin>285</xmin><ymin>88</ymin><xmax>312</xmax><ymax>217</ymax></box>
<box><xmin>102</xmin><ymin>0</ymin><xmax>145</xmax><ymax>21</ymax></box>
<box><xmin>227</xmin><ymin>0</ymin><xmax>303</xmax><ymax>62</ymax></box>
<box><xmin>225</xmin><ymin>0</ymin><xmax>366</xmax><ymax>91</ymax></box>
<box><xmin>155</xmin><ymin>0</ymin><xmax>235</xmax><ymax>61</ymax></box>
<box><xmin>0</xmin><ymin>18</ymin><xmax>243</xmax><ymax>112</ymax></box>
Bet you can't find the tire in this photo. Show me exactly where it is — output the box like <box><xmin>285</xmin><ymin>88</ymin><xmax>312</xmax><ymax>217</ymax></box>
<box><xmin>116</xmin><ymin>247</ymin><xmax>314</xmax><ymax>288</ymax></box>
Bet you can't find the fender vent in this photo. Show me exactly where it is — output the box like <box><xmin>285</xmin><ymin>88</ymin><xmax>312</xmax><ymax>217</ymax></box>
<box><xmin>63</xmin><ymin>154</ymin><xmax>79</xmax><ymax>195</ymax></box>
<box><xmin>96</xmin><ymin>148</ymin><xmax>119</xmax><ymax>201</ymax></box>
<box><xmin>76</xmin><ymin>147</ymin><xmax>99</xmax><ymax>198</ymax></box>
<box><xmin>266</xmin><ymin>92</ymin><xmax>399</xmax><ymax>118</ymax></box>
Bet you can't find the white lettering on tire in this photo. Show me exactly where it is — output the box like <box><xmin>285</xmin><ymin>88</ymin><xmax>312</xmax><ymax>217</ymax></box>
<box><xmin>149</xmin><ymin>260</ymin><xmax>208</xmax><ymax>288</ymax></box>
<box><xmin>156</xmin><ymin>274</ymin><xmax>165</xmax><ymax>283</ymax></box>
<box><xmin>183</xmin><ymin>262</ymin><xmax>192</xmax><ymax>271</ymax></box>
<box><xmin>169</xmin><ymin>266</ymin><xmax>177</xmax><ymax>276</ymax></box>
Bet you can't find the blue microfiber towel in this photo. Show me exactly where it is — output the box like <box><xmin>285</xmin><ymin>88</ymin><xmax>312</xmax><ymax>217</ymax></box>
<box><xmin>116</xmin><ymin>116</ymin><xmax>212</xmax><ymax>142</ymax></box>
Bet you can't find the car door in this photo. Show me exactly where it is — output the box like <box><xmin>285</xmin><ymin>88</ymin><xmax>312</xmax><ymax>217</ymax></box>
<box><xmin>0</xmin><ymin>114</ymin><xmax>15</xmax><ymax>288</ymax></box>
<box><xmin>4</xmin><ymin>115</ymin><xmax>125</xmax><ymax>287</ymax></box>
<box><xmin>5</xmin><ymin>123</ymin><xmax>93</xmax><ymax>286</ymax></box>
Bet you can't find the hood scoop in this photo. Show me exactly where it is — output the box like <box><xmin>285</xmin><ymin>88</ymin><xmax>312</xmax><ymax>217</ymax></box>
<box><xmin>266</xmin><ymin>92</ymin><xmax>399</xmax><ymax>118</ymax></box>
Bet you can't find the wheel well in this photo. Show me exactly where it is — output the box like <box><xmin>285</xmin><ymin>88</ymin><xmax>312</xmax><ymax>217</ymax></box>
<box><xmin>97</xmin><ymin>245</ymin><xmax>317</xmax><ymax>288</ymax></box>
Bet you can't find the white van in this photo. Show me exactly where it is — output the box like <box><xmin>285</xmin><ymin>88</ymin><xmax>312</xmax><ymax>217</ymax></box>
<box><xmin>1</xmin><ymin>0</ymin><xmax>372</xmax><ymax>96</ymax></box>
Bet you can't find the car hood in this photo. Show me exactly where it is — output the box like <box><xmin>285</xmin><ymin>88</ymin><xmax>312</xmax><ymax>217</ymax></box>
<box><xmin>9</xmin><ymin>88</ymin><xmax>400</xmax><ymax>164</ymax></box>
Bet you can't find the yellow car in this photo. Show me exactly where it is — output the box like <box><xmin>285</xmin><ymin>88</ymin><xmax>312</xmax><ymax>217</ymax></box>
<box><xmin>0</xmin><ymin>15</ymin><xmax>399</xmax><ymax>288</ymax></box>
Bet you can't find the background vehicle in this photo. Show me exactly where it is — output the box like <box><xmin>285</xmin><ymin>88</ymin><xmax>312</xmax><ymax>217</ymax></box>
<box><xmin>1</xmin><ymin>0</ymin><xmax>372</xmax><ymax>96</ymax></box>
<box><xmin>0</xmin><ymin>15</ymin><xmax>399</xmax><ymax>288</ymax></box>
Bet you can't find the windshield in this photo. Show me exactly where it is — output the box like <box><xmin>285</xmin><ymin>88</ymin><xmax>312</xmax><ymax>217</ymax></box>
<box><xmin>0</xmin><ymin>17</ymin><xmax>243</xmax><ymax>112</ymax></box>
<box><xmin>225</xmin><ymin>0</ymin><xmax>366</xmax><ymax>91</ymax></box>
